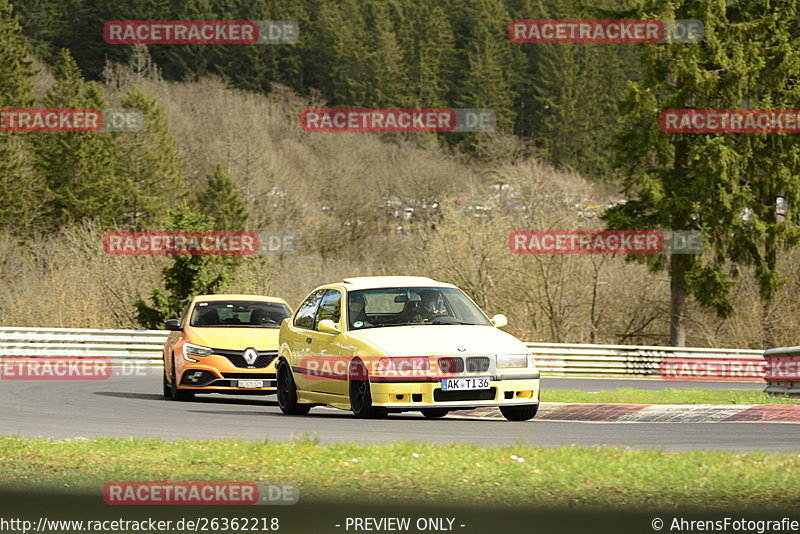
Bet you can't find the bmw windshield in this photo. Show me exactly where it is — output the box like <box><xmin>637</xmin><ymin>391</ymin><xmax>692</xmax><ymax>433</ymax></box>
<box><xmin>346</xmin><ymin>287</ymin><xmax>492</xmax><ymax>330</ymax></box>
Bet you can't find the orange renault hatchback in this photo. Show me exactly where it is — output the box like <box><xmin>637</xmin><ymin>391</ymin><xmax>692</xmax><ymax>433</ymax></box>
<box><xmin>162</xmin><ymin>294</ymin><xmax>292</xmax><ymax>401</ymax></box>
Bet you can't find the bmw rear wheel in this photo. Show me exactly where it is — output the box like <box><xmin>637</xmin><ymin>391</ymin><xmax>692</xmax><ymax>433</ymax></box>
<box><xmin>277</xmin><ymin>362</ymin><xmax>310</xmax><ymax>415</ymax></box>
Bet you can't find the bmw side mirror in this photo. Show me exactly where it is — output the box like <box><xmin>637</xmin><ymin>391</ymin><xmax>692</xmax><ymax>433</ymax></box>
<box><xmin>317</xmin><ymin>319</ymin><xmax>341</xmax><ymax>334</ymax></box>
<box><xmin>491</xmin><ymin>314</ymin><xmax>508</xmax><ymax>328</ymax></box>
<box><xmin>164</xmin><ymin>319</ymin><xmax>182</xmax><ymax>331</ymax></box>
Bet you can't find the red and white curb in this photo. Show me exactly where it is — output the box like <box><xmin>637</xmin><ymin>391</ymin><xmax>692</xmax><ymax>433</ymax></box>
<box><xmin>453</xmin><ymin>403</ymin><xmax>800</xmax><ymax>423</ymax></box>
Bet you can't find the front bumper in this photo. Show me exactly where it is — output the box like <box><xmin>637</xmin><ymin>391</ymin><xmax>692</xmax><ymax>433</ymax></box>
<box><xmin>368</xmin><ymin>375</ymin><xmax>540</xmax><ymax>409</ymax></box>
<box><xmin>178</xmin><ymin>359</ymin><xmax>277</xmax><ymax>392</ymax></box>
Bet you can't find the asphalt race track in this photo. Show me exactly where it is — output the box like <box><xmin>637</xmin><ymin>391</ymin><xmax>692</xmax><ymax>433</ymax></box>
<box><xmin>1</xmin><ymin>372</ymin><xmax>797</xmax><ymax>452</ymax></box>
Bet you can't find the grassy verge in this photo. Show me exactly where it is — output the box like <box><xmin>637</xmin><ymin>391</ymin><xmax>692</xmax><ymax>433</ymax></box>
<box><xmin>0</xmin><ymin>437</ymin><xmax>798</xmax><ymax>510</ymax></box>
<box><xmin>542</xmin><ymin>387</ymin><xmax>799</xmax><ymax>405</ymax></box>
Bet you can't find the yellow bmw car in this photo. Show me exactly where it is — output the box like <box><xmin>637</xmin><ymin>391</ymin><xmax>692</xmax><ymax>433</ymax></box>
<box><xmin>276</xmin><ymin>276</ymin><xmax>540</xmax><ymax>420</ymax></box>
<box><xmin>162</xmin><ymin>294</ymin><xmax>292</xmax><ymax>401</ymax></box>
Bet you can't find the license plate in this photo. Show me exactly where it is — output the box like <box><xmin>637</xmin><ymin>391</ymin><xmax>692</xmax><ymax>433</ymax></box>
<box><xmin>237</xmin><ymin>380</ymin><xmax>264</xmax><ymax>388</ymax></box>
<box><xmin>441</xmin><ymin>377</ymin><xmax>490</xmax><ymax>391</ymax></box>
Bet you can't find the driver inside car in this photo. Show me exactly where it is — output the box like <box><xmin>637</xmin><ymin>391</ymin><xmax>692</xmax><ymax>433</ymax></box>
<box><xmin>250</xmin><ymin>308</ymin><xmax>271</xmax><ymax>326</ymax></box>
<box><xmin>415</xmin><ymin>289</ymin><xmax>444</xmax><ymax>322</ymax></box>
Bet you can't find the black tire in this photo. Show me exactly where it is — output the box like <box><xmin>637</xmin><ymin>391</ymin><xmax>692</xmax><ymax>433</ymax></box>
<box><xmin>170</xmin><ymin>360</ymin><xmax>195</xmax><ymax>401</ymax></box>
<box><xmin>349</xmin><ymin>362</ymin><xmax>388</xmax><ymax>419</ymax></box>
<box><xmin>499</xmin><ymin>404</ymin><xmax>538</xmax><ymax>421</ymax></box>
<box><xmin>162</xmin><ymin>367</ymin><xmax>171</xmax><ymax>398</ymax></box>
<box><xmin>277</xmin><ymin>362</ymin><xmax>311</xmax><ymax>415</ymax></box>
<box><xmin>421</xmin><ymin>409</ymin><xmax>450</xmax><ymax>419</ymax></box>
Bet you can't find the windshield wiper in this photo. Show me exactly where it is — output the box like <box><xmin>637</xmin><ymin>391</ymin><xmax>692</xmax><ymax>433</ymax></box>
<box><xmin>371</xmin><ymin>319</ymin><xmax>475</xmax><ymax>327</ymax></box>
<box><xmin>430</xmin><ymin>318</ymin><xmax>474</xmax><ymax>325</ymax></box>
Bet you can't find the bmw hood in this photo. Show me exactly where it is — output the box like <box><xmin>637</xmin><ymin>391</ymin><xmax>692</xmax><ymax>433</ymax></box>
<box><xmin>350</xmin><ymin>325</ymin><xmax>529</xmax><ymax>357</ymax></box>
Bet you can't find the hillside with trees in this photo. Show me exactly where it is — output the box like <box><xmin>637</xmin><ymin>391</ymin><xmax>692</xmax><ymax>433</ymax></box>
<box><xmin>1</xmin><ymin>0</ymin><xmax>799</xmax><ymax>349</ymax></box>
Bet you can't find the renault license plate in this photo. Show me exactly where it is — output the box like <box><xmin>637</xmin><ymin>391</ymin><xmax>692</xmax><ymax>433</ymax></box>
<box><xmin>238</xmin><ymin>380</ymin><xmax>264</xmax><ymax>388</ymax></box>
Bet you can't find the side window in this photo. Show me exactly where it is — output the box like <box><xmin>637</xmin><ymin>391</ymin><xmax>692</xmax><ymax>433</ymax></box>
<box><xmin>293</xmin><ymin>290</ymin><xmax>325</xmax><ymax>329</ymax></box>
<box><xmin>314</xmin><ymin>290</ymin><xmax>341</xmax><ymax>330</ymax></box>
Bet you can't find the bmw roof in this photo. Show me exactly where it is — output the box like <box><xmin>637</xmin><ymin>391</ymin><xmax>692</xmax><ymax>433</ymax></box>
<box><xmin>339</xmin><ymin>276</ymin><xmax>456</xmax><ymax>290</ymax></box>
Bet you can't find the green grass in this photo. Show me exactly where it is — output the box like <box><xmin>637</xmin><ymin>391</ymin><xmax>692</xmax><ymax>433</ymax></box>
<box><xmin>0</xmin><ymin>437</ymin><xmax>799</xmax><ymax>510</ymax></box>
<box><xmin>542</xmin><ymin>387</ymin><xmax>799</xmax><ymax>405</ymax></box>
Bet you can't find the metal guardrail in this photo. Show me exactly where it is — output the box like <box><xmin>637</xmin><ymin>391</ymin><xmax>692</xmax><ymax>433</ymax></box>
<box><xmin>0</xmin><ymin>327</ymin><xmax>168</xmax><ymax>365</ymax></box>
<box><xmin>0</xmin><ymin>326</ymin><xmax>768</xmax><ymax>382</ymax></box>
<box><xmin>763</xmin><ymin>346</ymin><xmax>800</xmax><ymax>394</ymax></box>
<box><xmin>527</xmin><ymin>342</ymin><xmax>766</xmax><ymax>381</ymax></box>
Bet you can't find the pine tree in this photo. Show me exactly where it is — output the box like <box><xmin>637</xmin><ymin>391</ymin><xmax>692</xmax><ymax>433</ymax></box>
<box><xmin>448</xmin><ymin>0</ymin><xmax>524</xmax><ymax>132</ymax></box>
<box><xmin>135</xmin><ymin>206</ymin><xmax>234</xmax><ymax>328</ymax></box>
<box><xmin>205</xmin><ymin>0</ymin><xmax>293</xmax><ymax>94</ymax></box>
<box><xmin>0</xmin><ymin>0</ymin><xmax>42</xmax><ymax>231</ymax></box>
<box><xmin>322</xmin><ymin>0</ymin><xmax>374</xmax><ymax>106</ymax></box>
<box><xmin>8</xmin><ymin>0</ymin><xmax>64</xmax><ymax>67</ymax></box>
<box><xmin>512</xmin><ymin>0</ymin><xmax>640</xmax><ymax>178</ymax></box>
<box><xmin>297</xmin><ymin>0</ymin><xmax>342</xmax><ymax>99</ymax></box>
<box><xmin>195</xmin><ymin>163</ymin><xmax>248</xmax><ymax>232</ymax></box>
<box><xmin>361</xmin><ymin>2</ymin><xmax>413</xmax><ymax>107</ymax></box>
<box><xmin>31</xmin><ymin>49</ymin><xmax>123</xmax><ymax>228</ymax></box>
<box><xmin>0</xmin><ymin>0</ymin><xmax>34</xmax><ymax>102</ymax></box>
<box><xmin>117</xmin><ymin>85</ymin><xmax>184</xmax><ymax>230</ymax></box>
<box><xmin>605</xmin><ymin>0</ymin><xmax>800</xmax><ymax>346</ymax></box>
<box><xmin>706</xmin><ymin>2</ymin><xmax>800</xmax><ymax>346</ymax></box>
<box><xmin>155</xmin><ymin>0</ymin><xmax>217</xmax><ymax>82</ymax></box>
<box><xmin>260</xmin><ymin>0</ymin><xmax>309</xmax><ymax>91</ymax></box>
<box><xmin>0</xmin><ymin>134</ymin><xmax>43</xmax><ymax>230</ymax></box>
<box><xmin>396</xmin><ymin>0</ymin><xmax>456</xmax><ymax>107</ymax></box>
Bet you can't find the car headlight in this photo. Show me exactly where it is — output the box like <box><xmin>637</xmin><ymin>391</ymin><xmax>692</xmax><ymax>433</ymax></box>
<box><xmin>496</xmin><ymin>354</ymin><xmax>529</xmax><ymax>368</ymax></box>
<box><xmin>183</xmin><ymin>342</ymin><xmax>213</xmax><ymax>362</ymax></box>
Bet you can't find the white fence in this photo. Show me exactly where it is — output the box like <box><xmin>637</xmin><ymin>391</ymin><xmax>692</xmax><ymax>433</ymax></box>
<box><xmin>0</xmin><ymin>327</ymin><xmax>168</xmax><ymax>365</ymax></box>
<box><xmin>0</xmin><ymin>327</ymin><xmax>767</xmax><ymax>381</ymax></box>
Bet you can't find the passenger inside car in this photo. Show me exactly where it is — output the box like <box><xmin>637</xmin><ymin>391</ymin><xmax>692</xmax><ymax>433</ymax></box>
<box><xmin>348</xmin><ymin>293</ymin><xmax>372</xmax><ymax>328</ymax></box>
<box><xmin>196</xmin><ymin>308</ymin><xmax>220</xmax><ymax>326</ymax></box>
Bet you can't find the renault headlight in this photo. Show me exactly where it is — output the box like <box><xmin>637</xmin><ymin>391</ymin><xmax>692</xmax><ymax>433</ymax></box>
<box><xmin>183</xmin><ymin>342</ymin><xmax>213</xmax><ymax>362</ymax></box>
<box><xmin>496</xmin><ymin>354</ymin><xmax>529</xmax><ymax>368</ymax></box>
